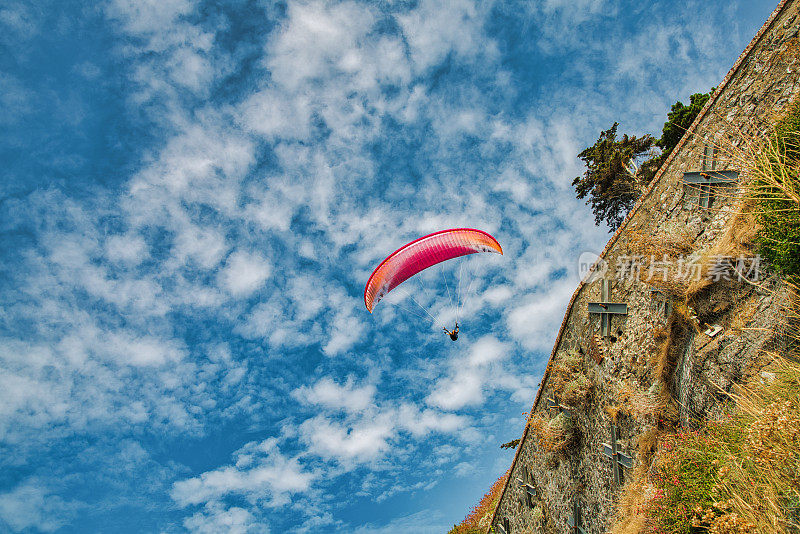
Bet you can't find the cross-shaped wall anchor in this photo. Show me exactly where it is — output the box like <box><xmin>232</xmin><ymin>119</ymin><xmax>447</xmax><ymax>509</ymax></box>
<box><xmin>588</xmin><ymin>279</ymin><xmax>628</xmax><ymax>337</ymax></box>
<box><xmin>545</xmin><ymin>393</ymin><xmax>572</xmax><ymax>416</ymax></box>
<box><xmin>568</xmin><ymin>499</ymin><xmax>586</xmax><ymax>534</ymax></box>
<box><xmin>515</xmin><ymin>466</ymin><xmax>536</xmax><ymax>508</ymax></box>
<box><xmin>601</xmin><ymin>423</ymin><xmax>634</xmax><ymax>486</ymax></box>
<box><xmin>682</xmin><ymin>143</ymin><xmax>738</xmax><ymax>208</ymax></box>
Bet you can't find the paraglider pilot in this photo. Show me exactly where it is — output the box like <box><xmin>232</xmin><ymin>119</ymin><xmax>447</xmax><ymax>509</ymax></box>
<box><xmin>443</xmin><ymin>322</ymin><xmax>459</xmax><ymax>341</ymax></box>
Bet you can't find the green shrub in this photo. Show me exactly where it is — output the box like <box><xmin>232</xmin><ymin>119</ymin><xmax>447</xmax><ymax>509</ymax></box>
<box><xmin>648</xmin><ymin>425</ymin><xmax>738</xmax><ymax>533</ymax></box>
<box><xmin>752</xmin><ymin>101</ymin><xmax>800</xmax><ymax>279</ymax></box>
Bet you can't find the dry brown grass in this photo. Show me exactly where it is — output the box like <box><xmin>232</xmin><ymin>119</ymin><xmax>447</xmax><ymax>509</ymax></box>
<box><xmin>627</xmin><ymin>228</ymin><xmax>696</xmax><ymax>298</ymax></box>
<box><xmin>611</xmin><ymin>427</ymin><xmax>661</xmax><ymax>534</ymax></box>
<box><xmin>652</xmin><ymin>323</ymin><xmax>669</xmax><ymax>342</ymax></box>
<box><xmin>685</xmin><ymin>200</ymin><xmax>760</xmax><ymax>302</ymax></box>
<box><xmin>528</xmin><ymin>411</ymin><xmax>575</xmax><ymax>454</ymax></box>
<box><xmin>605</xmin><ymin>385</ymin><xmax>630</xmax><ymax>422</ymax></box>
<box><xmin>609</xmin><ymin>380</ymin><xmax>674</xmax><ymax>423</ymax></box>
<box><xmin>612</xmin><ymin>462</ymin><xmax>655</xmax><ymax>534</ymax></box>
<box><xmin>633</xmin><ymin>385</ymin><xmax>672</xmax><ymax>420</ymax></box>
<box><xmin>650</xmin><ymin>305</ymin><xmax>695</xmax><ymax>385</ymax></box>
<box><xmin>627</xmin><ymin>228</ymin><xmax>695</xmax><ymax>258</ymax></box>
<box><xmin>610</xmin><ymin>285</ymin><xmax>800</xmax><ymax>534</ymax></box>
<box><xmin>710</xmin><ymin>288</ymin><xmax>800</xmax><ymax>533</ymax></box>
<box><xmin>729</xmin><ymin>296</ymin><xmax>761</xmax><ymax>334</ymax></box>
<box><xmin>548</xmin><ymin>351</ymin><xmax>593</xmax><ymax>405</ymax></box>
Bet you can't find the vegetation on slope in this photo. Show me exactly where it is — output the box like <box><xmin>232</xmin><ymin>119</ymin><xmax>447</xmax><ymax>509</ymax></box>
<box><xmin>472</xmin><ymin>94</ymin><xmax>800</xmax><ymax>534</ymax></box>
<box><xmin>613</xmin><ymin>337</ymin><xmax>800</xmax><ymax>534</ymax></box>
<box><xmin>637</xmin><ymin>91</ymin><xmax>715</xmax><ymax>185</ymax></box>
<box><xmin>612</xmin><ymin>100</ymin><xmax>800</xmax><ymax>534</ymax></box>
<box><xmin>748</xmin><ymin>99</ymin><xmax>800</xmax><ymax>280</ymax></box>
<box><xmin>447</xmin><ymin>469</ymin><xmax>509</xmax><ymax>534</ymax></box>
<box><xmin>573</xmin><ymin>123</ymin><xmax>656</xmax><ymax>230</ymax></box>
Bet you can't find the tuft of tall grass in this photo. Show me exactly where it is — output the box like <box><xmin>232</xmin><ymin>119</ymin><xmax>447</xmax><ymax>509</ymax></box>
<box><xmin>626</xmin><ymin>229</ymin><xmax>695</xmax><ymax>298</ymax></box>
<box><xmin>548</xmin><ymin>351</ymin><xmax>593</xmax><ymax>405</ymax></box>
<box><xmin>528</xmin><ymin>411</ymin><xmax>576</xmax><ymax>454</ymax></box>
<box><xmin>650</xmin><ymin>304</ymin><xmax>694</xmax><ymax>386</ymax></box>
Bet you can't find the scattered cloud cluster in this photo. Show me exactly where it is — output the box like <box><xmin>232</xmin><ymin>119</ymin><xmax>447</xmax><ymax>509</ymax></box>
<box><xmin>0</xmin><ymin>0</ymin><xmax>771</xmax><ymax>531</ymax></box>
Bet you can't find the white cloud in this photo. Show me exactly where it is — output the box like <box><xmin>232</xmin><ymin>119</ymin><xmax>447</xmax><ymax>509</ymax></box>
<box><xmin>427</xmin><ymin>336</ymin><xmax>510</xmax><ymax>410</ymax></box>
<box><xmin>166</xmin><ymin>46</ymin><xmax>214</xmax><ymax>93</ymax></box>
<box><xmin>351</xmin><ymin>509</ymin><xmax>451</xmax><ymax>534</ymax></box>
<box><xmin>291</xmin><ymin>392</ymin><xmax>467</xmax><ymax>465</ymax></box>
<box><xmin>105</xmin><ymin>233</ymin><xmax>148</xmax><ymax>265</ymax></box>
<box><xmin>171</xmin><ymin>439</ymin><xmax>314</xmax><ymax>508</ymax></box>
<box><xmin>0</xmin><ymin>3</ymin><xmax>41</xmax><ymax>41</ymax></box>
<box><xmin>58</xmin><ymin>324</ymin><xmax>186</xmax><ymax>367</ymax></box>
<box><xmin>322</xmin><ymin>302</ymin><xmax>365</xmax><ymax>357</ymax></box>
<box><xmin>264</xmin><ymin>1</ymin><xmax>377</xmax><ymax>91</ymax></box>
<box><xmin>466</xmin><ymin>336</ymin><xmax>508</xmax><ymax>366</ymax></box>
<box><xmin>538</xmin><ymin>0</ymin><xmax>608</xmax><ymax>21</ymax></box>
<box><xmin>453</xmin><ymin>461</ymin><xmax>474</xmax><ymax>477</ymax></box>
<box><xmin>219</xmin><ymin>251</ymin><xmax>272</xmax><ymax>297</ymax></box>
<box><xmin>106</xmin><ymin>0</ymin><xmax>195</xmax><ymax>36</ymax></box>
<box><xmin>506</xmin><ymin>278</ymin><xmax>575</xmax><ymax>352</ymax></box>
<box><xmin>0</xmin><ymin>480</ymin><xmax>74</xmax><ymax>533</ymax></box>
<box><xmin>239</xmin><ymin>88</ymin><xmax>312</xmax><ymax>140</ymax></box>
<box><xmin>298</xmin><ymin>414</ymin><xmax>394</xmax><ymax>463</ymax></box>
<box><xmin>397</xmin><ymin>0</ymin><xmax>495</xmax><ymax>73</ymax></box>
<box><xmin>183</xmin><ymin>504</ymin><xmax>267</xmax><ymax>534</ymax></box>
<box><xmin>426</xmin><ymin>367</ymin><xmax>484</xmax><ymax>411</ymax></box>
<box><xmin>395</xmin><ymin>404</ymin><xmax>466</xmax><ymax>437</ymax></box>
<box><xmin>292</xmin><ymin>377</ymin><xmax>376</xmax><ymax>413</ymax></box>
<box><xmin>482</xmin><ymin>284</ymin><xmax>513</xmax><ymax>306</ymax></box>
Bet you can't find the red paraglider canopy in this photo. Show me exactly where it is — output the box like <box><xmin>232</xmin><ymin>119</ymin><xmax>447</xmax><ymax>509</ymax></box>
<box><xmin>364</xmin><ymin>228</ymin><xmax>502</xmax><ymax>312</ymax></box>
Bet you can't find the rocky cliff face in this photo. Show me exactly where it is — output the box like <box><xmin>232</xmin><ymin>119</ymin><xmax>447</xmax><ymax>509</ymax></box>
<box><xmin>491</xmin><ymin>1</ymin><xmax>800</xmax><ymax>533</ymax></box>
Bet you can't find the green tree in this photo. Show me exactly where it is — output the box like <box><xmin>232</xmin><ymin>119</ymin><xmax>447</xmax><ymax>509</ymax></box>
<box><xmin>638</xmin><ymin>89</ymin><xmax>715</xmax><ymax>184</ymax></box>
<box><xmin>658</xmin><ymin>90</ymin><xmax>714</xmax><ymax>154</ymax></box>
<box><xmin>574</xmin><ymin>89</ymin><xmax>716</xmax><ymax>231</ymax></box>
<box><xmin>500</xmin><ymin>439</ymin><xmax>520</xmax><ymax>450</ymax></box>
<box><xmin>572</xmin><ymin>123</ymin><xmax>655</xmax><ymax>231</ymax></box>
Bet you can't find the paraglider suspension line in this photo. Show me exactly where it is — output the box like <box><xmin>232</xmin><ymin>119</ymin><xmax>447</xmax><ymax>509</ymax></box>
<box><xmin>455</xmin><ymin>262</ymin><xmax>464</xmax><ymax>325</ymax></box>
<box><xmin>389</xmin><ymin>300</ymin><xmax>429</xmax><ymax>322</ymax></box>
<box><xmin>441</xmin><ymin>264</ymin><xmax>454</xmax><ymax>310</ymax></box>
<box><xmin>397</xmin><ymin>287</ymin><xmax>444</xmax><ymax>329</ymax></box>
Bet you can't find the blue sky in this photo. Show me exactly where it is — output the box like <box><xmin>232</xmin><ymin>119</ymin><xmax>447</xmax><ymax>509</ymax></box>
<box><xmin>0</xmin><ymin>0</ymin><xmax>777</xmax><ymax>532</ymax></box>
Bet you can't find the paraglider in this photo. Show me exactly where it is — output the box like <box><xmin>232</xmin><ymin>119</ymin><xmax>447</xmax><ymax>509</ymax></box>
<box><xmin>364</xmin><ymin>228</ymin><xmax>503</xmax><ymax>337</ymax></box>
<box><xmin>443</xmin><ymin>323</ymin><xmax>459</xmax><ymax>341</ymax></box>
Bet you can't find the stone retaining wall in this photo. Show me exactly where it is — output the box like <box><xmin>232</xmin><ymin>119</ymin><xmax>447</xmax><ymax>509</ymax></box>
<box><xmin>491</xmin><ymin>1</ymin><xmax>800</xmax><ymax>532</ymax></box>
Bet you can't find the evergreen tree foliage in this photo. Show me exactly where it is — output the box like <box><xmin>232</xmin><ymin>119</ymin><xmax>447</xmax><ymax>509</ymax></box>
<box><xmin>638</xmin><ymin>89</ymin><xmax>715</xmax><ymax>184</ymax></box>
<box><xmin>500</xmin><ymin>439</ymin><xmax>520</xmax><ymax>450</ymax></box>
<box><xmin>573</xmin><ymin>89</ymin><xmax>715</xmax><ymax>230</ymax></box>
<box><xmin>657</xmin><ymin>90</ymin><xmax>714</xmax><ymax>154</ymax></box>
<box><xmin>572</xmin><ymin>123</ymin><xmax>655</xmax><ymax>231</ymax></box>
